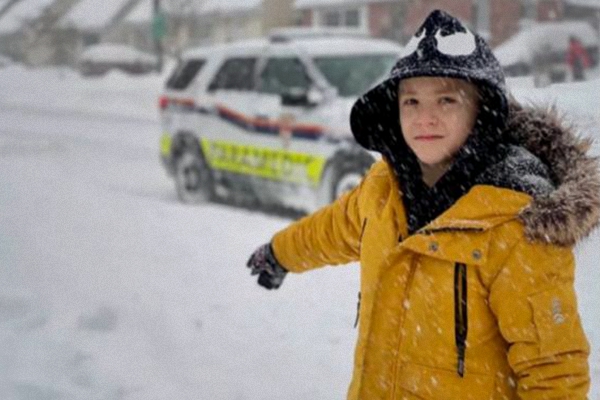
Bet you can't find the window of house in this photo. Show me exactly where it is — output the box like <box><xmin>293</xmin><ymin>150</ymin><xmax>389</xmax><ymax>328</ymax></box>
<box><xmin>258</xmin><ymin>58</ymin><xmax>312</xmax><ymax>96</ymax></box>
<box><xmin>522</xmin><ymin>0</ymin><xmax>538</xmax><ymax>20</ymax></box>
<box><xmin>324</xmin><ymin>11</ymin><xmax>341</xmax><ymax>27</ymax></box>
<box><xmin>166</xmin><ymin>59</ymin><xmax>205</xmax><ymax>90</ymax></box>
<box><xmin>321</xmin><ymin>8</ymin><xmax>361</xmax><ymax>28</ymax></box>
<box><xmin>208</xmin><ymin>58</ymin><xmax>257</xmax><ymax>91</ymax></box>
<box><xmin>345</xmin><ymin>9</ymin><xmax>360</xmax><ymax>27</ymax></box>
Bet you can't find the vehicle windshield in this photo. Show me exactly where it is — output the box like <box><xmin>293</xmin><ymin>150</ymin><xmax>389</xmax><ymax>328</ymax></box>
<box><xmin>313</xmin><ymin>54</ymin><xmax>398</xmax><ymax>97</ymax></box>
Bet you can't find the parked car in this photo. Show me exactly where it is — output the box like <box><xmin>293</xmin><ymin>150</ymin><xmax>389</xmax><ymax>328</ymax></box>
<box><xmin>159</xmin><ymin>31</ymin><xmax>402</xmax><ymax>213</ymax></box>
<box><xmin>77</xmin><ymin>43</ymin><xmax>156</xmax><ymax>76</ymax></box>
<box><xmin>495</xmin><ymin>21</ymin><xmax>598</xmax><ymax>84</ymax></box>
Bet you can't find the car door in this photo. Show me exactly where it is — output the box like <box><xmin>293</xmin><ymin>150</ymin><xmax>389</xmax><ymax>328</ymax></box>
<box><xmin>251</xmin><ymin>53</ymin><xmax>335</xmax><ymax>190</ymax></box>
<box><xmin>256</xmin><ymin>55</ymin><xmax>328</xmax><ymax>145</ymax></box>
<box><xmin>198</xmin><ymin>53</ymin><xmax>282</xmax><ymax>184</ymax></box>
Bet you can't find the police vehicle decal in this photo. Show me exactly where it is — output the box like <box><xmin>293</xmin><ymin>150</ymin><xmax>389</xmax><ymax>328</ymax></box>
<box><xmin>200</xmin><ymin>138</ymin><xmax>327</xmax><ymax>186</ymax></box>
<box><xmin>215</xmin><ymin>105</ymin><xmax>325</xmax><ymax>140</ymax></box>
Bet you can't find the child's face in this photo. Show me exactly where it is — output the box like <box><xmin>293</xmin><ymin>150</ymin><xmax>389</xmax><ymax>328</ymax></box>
<box><xmin>398</xmin><ymin>77</ymin><xmax>479</xmax><ymax>169</ymax></box>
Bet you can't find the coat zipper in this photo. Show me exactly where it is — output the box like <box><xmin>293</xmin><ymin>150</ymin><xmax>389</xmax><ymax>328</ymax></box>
<box><xmin>419</xmin><ymin>228</ymin><xmax>472</xmax><ymax>376</ymax></box>
<box><xmin>454</xmin><ymin>262</ymin><xmax>468</xmax><ymax>377</ymax></box>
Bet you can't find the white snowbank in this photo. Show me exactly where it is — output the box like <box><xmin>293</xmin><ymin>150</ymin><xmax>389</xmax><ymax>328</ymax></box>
<box><xmin>78</xmin><ymin>43</ymin><xmax>156</xmax><ymax>64</ymax></box>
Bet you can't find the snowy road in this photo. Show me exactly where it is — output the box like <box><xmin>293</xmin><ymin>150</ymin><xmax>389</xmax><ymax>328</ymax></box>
<box><xmin>0</xmin><ymin>103</ymin><xmax>361</xmax><ymax>400</ymax></box>
<box><xmin>0</xmin><ymin>67</ymin><xmax>599</xmax><ymax>399</ymax></box>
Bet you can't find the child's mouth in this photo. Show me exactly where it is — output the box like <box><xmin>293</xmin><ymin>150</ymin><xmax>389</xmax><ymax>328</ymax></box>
<box><xmin>415</xmin><ymin>135</ymin><xmax>444</xmax><ymax>141</ymax></box>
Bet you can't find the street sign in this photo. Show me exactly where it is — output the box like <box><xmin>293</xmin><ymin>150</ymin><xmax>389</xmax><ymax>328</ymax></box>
<box><xmin>152</xmin><ymin>12</ymin><xmax>167</xmax><ymax>40</ymax></box>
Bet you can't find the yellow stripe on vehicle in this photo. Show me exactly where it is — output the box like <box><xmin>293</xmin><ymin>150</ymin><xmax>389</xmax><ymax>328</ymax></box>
<box><xmin>160</xmin><ymin>133</ymin><xmax>172</xmax><ymax>157</ymax></box>
<box><xmin>200</xmin><ymin>139</ymin><xmax>326</xmax><ymax>186</ymax></box>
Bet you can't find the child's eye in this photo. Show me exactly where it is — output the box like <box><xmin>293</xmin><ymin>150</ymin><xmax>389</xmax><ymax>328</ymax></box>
<box><xmin>402</xmin><ymin>98</ymin><xmax>418</xmax><ymax>106</ymax></box>
<box><xmin>440</xmin><ymin>96</ymin><xmax>457</xmax><ymax>105</ymax></box>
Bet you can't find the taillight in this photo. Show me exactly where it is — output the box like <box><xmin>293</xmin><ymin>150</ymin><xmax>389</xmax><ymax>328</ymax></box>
<box><xmin>159</xmin><ymin>96</ymin><xmax>169</xmax><ymax>110</ymax></box>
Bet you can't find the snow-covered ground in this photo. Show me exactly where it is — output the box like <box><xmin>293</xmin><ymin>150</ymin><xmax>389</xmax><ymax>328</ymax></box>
<box><xmin>0</xmin><ymin>65</ymin><xmax>599</xmax><ymax>399</ymax></box>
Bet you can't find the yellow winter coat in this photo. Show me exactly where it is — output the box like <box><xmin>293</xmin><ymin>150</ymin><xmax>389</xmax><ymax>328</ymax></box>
<box><xmin>271</xmin><ymin>105</ymin><xmax>598</xmax><ymax>399</ymax></box>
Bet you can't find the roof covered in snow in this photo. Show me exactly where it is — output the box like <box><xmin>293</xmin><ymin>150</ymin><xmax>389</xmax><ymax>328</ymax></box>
<box><xmin>494</xmin><ymin>21</ymin><xmax>598</xmax><ymax>66</ymax></box>
<box><xmin>201</xmin><ymin>0</ymin><xmax>262</xmax><ymax>14</ymax></box>
<box><xmin>59</xmin><ymin>0</ymin><xmax>131</xmax><ymax>30</ymax></box>
<box><xmin>149</xmin><ymin>0</ymin><xmax>262</xmax><ymax>20</ymax></box>
<box><xmin>125</xmin><ymin>0</ymin><xmax>151</xmax><ymax>23</ymax></box>
<box><xmin>125</xmin><ymin>0</ymin><xmax>262</xmax><ymax>21</ymax></box>
<box><xmin>0</xmin><ymin>0</ymin><xmax>55</xmax><ymax>34</ymax></box>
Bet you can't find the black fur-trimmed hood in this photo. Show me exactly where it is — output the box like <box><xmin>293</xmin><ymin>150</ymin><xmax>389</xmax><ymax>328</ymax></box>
<box><xmin>505</xmin><ymin>101</ymin><xmax>600</xmax><ymax>246</ymax></box>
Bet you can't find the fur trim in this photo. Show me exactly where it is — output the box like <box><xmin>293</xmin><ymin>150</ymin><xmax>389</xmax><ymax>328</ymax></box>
<box><xmin>506</xmin><ymin>101</ymin><xmax>600</xmax><ymax>246</ymax></box>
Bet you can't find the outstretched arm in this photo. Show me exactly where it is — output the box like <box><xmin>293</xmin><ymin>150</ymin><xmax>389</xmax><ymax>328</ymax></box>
<box><xmin>271</xmin><ymin>178</ymin><xmax>366</xmax><ymax>273</ymax></box>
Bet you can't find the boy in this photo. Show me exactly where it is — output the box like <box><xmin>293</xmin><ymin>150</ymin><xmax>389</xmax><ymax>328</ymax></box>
<box><xmin>247</xmin><ymin>10</ymin><xmax>598</xmax><ymax>399</ymax></box>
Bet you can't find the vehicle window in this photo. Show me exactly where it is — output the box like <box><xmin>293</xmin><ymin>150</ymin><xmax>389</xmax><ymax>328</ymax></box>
<box><xmin>166</xmin><ymin>59</ymin><xmax>205</xmax><ymax>90</ymax></box>
<box><xmin>313</xmin><ymin>55</ymin><xmax>397</xmax><ymax>97</ymax></box>
<box><xmin>259</xmin><ymin>58</ymin><xmax>312</xmax><ymax>95</ymax></box>
<box><xmin>208</xmin><ymin>58</ymin><xmax>257</xmax><ymax>91</ymax></box>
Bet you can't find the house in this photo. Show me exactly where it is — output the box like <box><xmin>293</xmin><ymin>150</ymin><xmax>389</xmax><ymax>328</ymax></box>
<box><xmin>57</xmin><ymin>0</ymin><xmax>141</xmax><ymax>48</ymax></box>
<box><xmin>0</xmin><ymin>0</ymin><xmax>141</xmax><ymax>65</ymax></box>
<box><xmin>109</xmin><ymin>0</ymin><xmax>297</xmax><ymax>60</ymax></box>
<box><xmin>106</xmin><ymin>0</ymin><xmax>155</xmax><ymax>54</ymax></box>
<box><xmin>169</xmin><ymin>0</ymin><xmax>295</xmax><ymax>47</ymax></box>
<box><xmin>3</xmin><ymin>0</ymin><xmax>598</xmax><ymax>68</ymax></box>
<box><xmin>0</xmin><ymin>0</ymin><xmax>87</xmax><ymax>65</ymax></box>
<box><xmin>293</xmin><ymin>0</ymin><xmax>597</xmax><ymax>47</ymax></box>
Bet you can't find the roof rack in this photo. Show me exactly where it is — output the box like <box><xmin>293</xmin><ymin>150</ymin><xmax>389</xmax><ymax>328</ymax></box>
<box><xmin>268</xmin><ymin>26</ymin><xmax>368</xmax><ymax>42</ymax></box>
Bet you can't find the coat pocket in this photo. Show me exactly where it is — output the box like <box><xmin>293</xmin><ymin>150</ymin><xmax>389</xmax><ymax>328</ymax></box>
<box><xmin>528</xmin><ymin>285</ymin><xmax>589</xmax><ymax>357</ymax></box>
<box><xmin>396</xmin><ymin>362</ymin><xmax>495</xmax><ymax>400</ymax></box>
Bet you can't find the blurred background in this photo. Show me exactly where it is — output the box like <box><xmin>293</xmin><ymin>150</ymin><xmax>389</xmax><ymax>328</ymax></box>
<box><xmin>1</xmin><ymin>1</ymin><xmax>600</xmax><ymax>400</ymax></box>
<box><xmin>0</xmin><ymin>0</ymin><xmax>599</xmax><ymax>83</ymax></box>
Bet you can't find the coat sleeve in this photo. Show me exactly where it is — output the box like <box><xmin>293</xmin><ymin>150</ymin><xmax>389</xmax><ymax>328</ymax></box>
<box><xmin>488</xmin><ymin>238</ymin><xmax>590</xmax><ymax>399</ymax></box>
<box><xmin>270</xmin><ymin>165</ymin><xmax>373</xmax><ymax>273</ymax></box>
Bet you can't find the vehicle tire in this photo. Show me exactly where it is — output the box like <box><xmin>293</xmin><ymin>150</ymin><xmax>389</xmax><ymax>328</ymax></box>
<box><xmin>317</xmin><ymin>153</ymin><xmax>374</xmax><ymax>208</ymax></box>
<box><xmin>174</xmin><ymin>150</ymin><xmax>214</xmax><ymax>204</ymax></box>
<box><xmin>331</xmin><ymin>167</ymin><xmax>365</xmax><ymax>200</ymax></box>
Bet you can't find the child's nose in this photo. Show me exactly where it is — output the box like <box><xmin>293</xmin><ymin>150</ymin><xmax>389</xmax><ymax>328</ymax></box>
<box><xmin>416</xmin><ymin>108</ymin><xmax>438</xmax><ymax>126</ymax></box>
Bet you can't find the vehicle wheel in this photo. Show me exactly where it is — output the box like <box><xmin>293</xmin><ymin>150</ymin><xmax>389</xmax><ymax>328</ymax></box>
<box><xmin>332</xmin><ymin>168</ymin><xmax>364</xmax><ymax>200</ymax></box>
<box><xmin>174</xmin><ymin>151</ymin><xmax>214</xmax><ymax>203</ymax></box>
<box><xmin>317</xmin><ymin>155</ymin><xmax>373</xmax><ymax>208</ymax></box>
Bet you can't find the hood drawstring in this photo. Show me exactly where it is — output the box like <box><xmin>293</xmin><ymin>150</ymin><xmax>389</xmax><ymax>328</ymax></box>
<box><xmin>454</xmin><ymin>262</ymin><xmax>468</xmax><ymax>377</ymax></box>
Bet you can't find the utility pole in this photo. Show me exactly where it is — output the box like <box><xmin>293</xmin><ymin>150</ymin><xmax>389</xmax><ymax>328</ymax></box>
<box><xmin>597</xmin><ymin>11</ymin><xmax>600</xmax><ymax>63</ymax></box>
<box><xmin>152</xmin><ymin>0</ymin><xmax>166</xmax><ymax>73</ymax></box>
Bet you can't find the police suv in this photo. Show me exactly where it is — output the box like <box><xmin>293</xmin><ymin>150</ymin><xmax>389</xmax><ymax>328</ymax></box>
<box><xmin>159</xmin><ymin>30</ymin><xmax>402</xmax><ymax>213</ymax></box>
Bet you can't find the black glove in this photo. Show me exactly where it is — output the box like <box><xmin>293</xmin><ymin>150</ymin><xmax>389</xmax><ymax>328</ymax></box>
<box><xmin>246</xmin><ymin>243</ymin><xmax>288</xmax><ymax>290</ymax></box>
